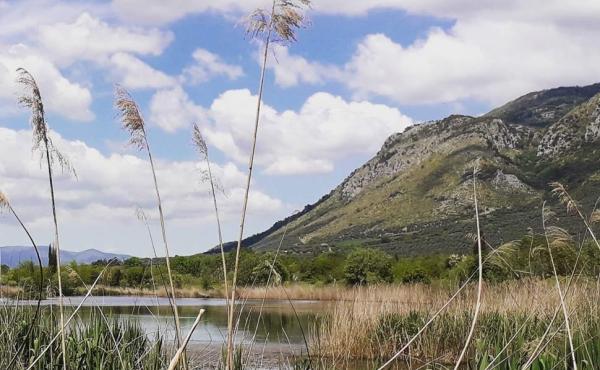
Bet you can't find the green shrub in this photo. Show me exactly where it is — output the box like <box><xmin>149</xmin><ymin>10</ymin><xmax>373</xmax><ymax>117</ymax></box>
<box><xmin>344</xmin><ymin>248</ymin><xmax>392</xmax><ymax>285</ymax></box>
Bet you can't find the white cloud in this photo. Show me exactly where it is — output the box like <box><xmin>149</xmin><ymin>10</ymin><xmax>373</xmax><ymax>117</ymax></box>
<box><xmin>109</xmin><ymin>52</ymin><xmax>176</xmax><ymax>90</ymax></box>
<box><xmin>36</xmin><ymin>12</ymin><xmax>173</xmax><ymax>66</ymax></box>
<box><xmin>265</xmin><ymin>45</ymin><xmax>340</xmax><ymax>88</ymax></box>
<box><xmin>181</xmin><ymin>48</ymin><xmax>243</xmax><ymax>85</ymax></box>
<box><xmin>207</xmin><ymin>89</ymin><xmax>412</xmax><ymax>175</ymax></box>
<box><xmin>150</xmin><ymin>88</ymin><xmax>412</xmax><ymax>175</ymax></box>
<box><xmin>111</xmin><ymin>0</ymin><xmax>267</xmax><ymax>25</ymax></box>
<box><xmin>0</xmin><ymin>126</ymin><xmax>283</xmax><ymax>252</ymax></box>
<box><xmin>0</xmin><ymin>44</ymin><xmax>94</xmax><ymax>121</ymax></box>
<box><xmin>149</xmin><ymin>86</ymin><xmax>207</xmax><ymax>132</ymax></box>
<box><xmin>343</xmin><ymin>16</ymin><xmax>600</xmax><ymax>105</ymax></box>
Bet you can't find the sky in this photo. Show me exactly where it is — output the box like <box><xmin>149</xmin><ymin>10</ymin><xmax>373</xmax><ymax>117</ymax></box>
<box><xmin>1</xmin><ymin>0</ymin><xmax>600</xmax><ymax>256</ymax></box>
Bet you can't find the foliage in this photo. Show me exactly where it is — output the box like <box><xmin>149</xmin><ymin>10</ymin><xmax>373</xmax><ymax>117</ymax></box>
<box><xmin>344</xmin><ymin>248</ymin><xmax>393</xmax><ymax>285</ymax></box>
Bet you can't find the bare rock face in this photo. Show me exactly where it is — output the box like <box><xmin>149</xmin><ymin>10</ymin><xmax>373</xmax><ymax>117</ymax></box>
<box><xmin>338</xmin><ymin>116</ymin><xmax>534</xmax><ymax>201</ymax></box>
<box><xmin>537</xmin><ymin>94</ymin><xmax>600</xmax><ymax>157</ymax></box>
<box><xmin>491</xmin><ymin>169</ymin><xmax>533</xmax><ymax>193</ymax></box>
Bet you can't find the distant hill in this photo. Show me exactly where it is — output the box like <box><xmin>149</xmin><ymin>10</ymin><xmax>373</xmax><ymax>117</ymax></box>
<box><xmin>229</xmin><ymin>82</ymin><xmax>600</xmax><ymax>256</ymax></box>
<box><xmin>0</xmin><ymin>246</ymin><xmax>131</xmax><ymax>268</ymax></box>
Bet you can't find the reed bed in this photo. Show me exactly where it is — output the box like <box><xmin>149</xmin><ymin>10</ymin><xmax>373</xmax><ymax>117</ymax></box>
<box><xmin>0</xmin><ymin>305</ymin><xmax>167</xmax><ymax>369</ymax></box>
<box><xmin>311</xmin><ymin>279</ymin><xmax>600</xmax><ymax>368</ymax></box>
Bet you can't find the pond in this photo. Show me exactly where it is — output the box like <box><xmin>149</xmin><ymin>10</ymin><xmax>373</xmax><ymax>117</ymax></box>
<box><xmin>12</xmin><ymin>296</ymin><xmax>332</xmax><ymax>368</ymax></box>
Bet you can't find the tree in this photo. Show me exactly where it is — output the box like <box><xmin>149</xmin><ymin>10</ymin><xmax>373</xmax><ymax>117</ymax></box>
<box><xmin>344</xmin><ymin>248</ymin><xmax>393</xmax><ymax>285</ymax></box>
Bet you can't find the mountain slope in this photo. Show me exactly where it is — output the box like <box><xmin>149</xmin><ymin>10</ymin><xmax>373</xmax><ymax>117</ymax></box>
<box><xmin>0</xmin><ymin>246</ymin><xmax>131</xmax><ymax>268</ymax></box>
<box><xmin>246</xmin><ymin>83</ymin><xmax>600</xmax><ymax>255</ymax></box>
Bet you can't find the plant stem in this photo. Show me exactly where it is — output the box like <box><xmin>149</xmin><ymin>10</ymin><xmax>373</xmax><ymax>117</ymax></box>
<box><xmin>144</xmin><ymin>134</ymin><xmax>186</xmax><ymax>370</ymax></box>
<box><xmin>453</xmin><ymin>166</ymin><xmax>483</xmax><ymax>369</ymax></box>
<box><xmin>226</xmin><ymin>4</ymin><xmax>274</xmax><ymax>367</ymax></box>
<box><xmin>541</xmin><ymin>202</ymin><xmax>577</xmax><ymax>370</ymax></box>
<box><xmin>43</xmin><ymin>136</ymin><xmax>67</xmax><ymax>370</ymax></box>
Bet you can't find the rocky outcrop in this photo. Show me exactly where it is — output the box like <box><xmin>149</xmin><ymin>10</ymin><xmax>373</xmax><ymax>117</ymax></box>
<box><xmin>537</xmin><ymin>94</ymin><xmax>600</xmax><ymax>157</ymax></box>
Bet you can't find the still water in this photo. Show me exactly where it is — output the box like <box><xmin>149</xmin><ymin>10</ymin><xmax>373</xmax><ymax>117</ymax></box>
<box><xmin>30</xmin><ymin>296</ymin><xmax>328</xmax><ymax>350</ymax></box>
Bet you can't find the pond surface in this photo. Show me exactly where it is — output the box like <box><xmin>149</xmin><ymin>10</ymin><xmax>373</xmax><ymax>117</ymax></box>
<box><xmin>7</xmin><ymin>295</ymin><xmax>333</xmax><ymax>368</ymax></box>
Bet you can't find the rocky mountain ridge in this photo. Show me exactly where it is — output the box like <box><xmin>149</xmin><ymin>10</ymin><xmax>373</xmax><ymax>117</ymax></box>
<box><xmin>230</xmin><ymin>83</ymin><xmax>600</xmax><ymax>256</ymax></box>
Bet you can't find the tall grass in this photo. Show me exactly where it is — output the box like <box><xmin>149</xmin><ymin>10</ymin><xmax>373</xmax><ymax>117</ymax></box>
<box><xmin>226</xmin><ymin>1</ymin><xmax>310</xmax><ymax>368</ymax></box>
<box><xmin>17</xmin><ymin>68</ymin><xmax>75</xmax><ymax>369</ymax></box>
<box><xmin>312</xmin><ymin>279</ymin><xmax>600</xmax><ymax>368</ymax></box>
<box><xmin>0</xmin><ymin>305</ymin><xmax>166</xmax><ymax>369</ymax></box>
<box><xmin>115</xmin><ymin>87</ymin><xmax>186</xmax><ymax>369</ymax></box>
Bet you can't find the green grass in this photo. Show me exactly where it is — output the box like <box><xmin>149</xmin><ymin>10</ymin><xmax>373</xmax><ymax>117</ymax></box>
<box><xmin>0</xmin><ymin>305</ymin><xmax>166</xmax><ymax>369</ymax></box>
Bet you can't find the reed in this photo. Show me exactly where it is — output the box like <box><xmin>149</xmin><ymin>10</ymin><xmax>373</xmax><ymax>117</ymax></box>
<box><xmin>226</xmin><ymin>1</ymin><xmax>310</xmax><ymax>368</ymax></box>
<box><xmin>192</xmin><ymin>125</ymin><xmax>229</xmax><ymax>305</ymax></box>
<box><xmin>114</xmin><ymin>86</ymin><xmax>186</xmax><ymax>369</ymax></box>
<box><xmin>311</xmin><ymin>279</ymin><xmax>599</xmax><ymax>368</ymax></box>
<box><xmin>16</xmin><ymin>68</ymin><xmax>75</xmax><ymax>369</ymax></box>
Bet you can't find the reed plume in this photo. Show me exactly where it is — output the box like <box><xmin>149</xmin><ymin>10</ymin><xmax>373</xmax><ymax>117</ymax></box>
<box><xmin>225</xmin><ymin>1</ymin><xmax>310</xmax><ymax>368</ymax></box>
<box><xmin>114</xmin><ymin>86</ymin><xmax>186</xmax><ymax>369</ymax></box>
<box><xmin>192</xmin><ymin>125</ymin><xmax>229</xmax><ymax>304</ymax></box>
<box><xmin>17</xmin><ymin>67</ymin><xmax>72</xmax><ymax>369</ymax></box>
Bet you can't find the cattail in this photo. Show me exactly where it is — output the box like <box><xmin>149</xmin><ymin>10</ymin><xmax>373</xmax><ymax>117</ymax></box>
<box><xmin>225</xmin><ymin>1</ymin><xmax>310</xmax><ymax>368</ymax></box>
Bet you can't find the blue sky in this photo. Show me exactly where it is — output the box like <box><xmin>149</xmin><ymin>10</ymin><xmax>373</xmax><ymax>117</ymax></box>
<box><xmin>1</xmin><ymin>0</ymin><xmax>600</xmax><ymax>256</ymax></box>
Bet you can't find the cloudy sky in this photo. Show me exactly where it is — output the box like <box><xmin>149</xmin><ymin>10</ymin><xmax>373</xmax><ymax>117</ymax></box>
<box><xmin>1</xmin><ymin>0</ymin><xmax>599</xmax><ymax>256</ymax></box>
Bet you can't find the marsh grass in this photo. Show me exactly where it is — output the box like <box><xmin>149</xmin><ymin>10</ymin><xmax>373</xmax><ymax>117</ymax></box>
<box><xmin>311</xmin><ymin>279</ymin><xmax>600</xmax><ymax>368</ymax></box>
<box><xmin>0</xmin><ymin>305</ymin><xmax>167</xmax><ymax>369</ymax></box>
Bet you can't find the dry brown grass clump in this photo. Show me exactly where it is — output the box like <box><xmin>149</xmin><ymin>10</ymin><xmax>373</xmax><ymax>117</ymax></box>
<box><xmin>311</xmin><ymin>279</ymin><xmax>599</xmax><ymax>365</ymax></box>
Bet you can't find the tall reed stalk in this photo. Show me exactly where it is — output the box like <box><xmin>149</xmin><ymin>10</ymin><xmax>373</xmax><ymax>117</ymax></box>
<box><xmin>192</xmin><ymin>125</ymin><xmax>228</xmax><ymax>303</ymax></box>
<box><xmin>541</xmin><ymin>202</ymin><xmax>577</xmax><ymax>369</ymax></box>
<box><xmin>114</xmin><ymin>86</ymin><xmax>186</xmax><ymax>369</ymax></box>
<box><xmin>453</xmin><ymin>164</ymin><xmax>483</xmax><ymax>369</ymax></box>
<box><xmin>225</xmin><ymin>1</ymin><xmax>310</xmax><ymax>368</ymax></box>
<box><xmin>17</xmin><ymin>68</ymin><xmax>74</xmax><ymax>369</ymax></box>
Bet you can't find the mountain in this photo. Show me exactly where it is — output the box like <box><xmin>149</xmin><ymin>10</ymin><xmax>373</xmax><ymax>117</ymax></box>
<box><xmin>237</xmin><ymin>83</ymin><xmax>600</xmax><ymax>256</ymax></box>
<box><xmin>0</xmin><ymin>246</ymin><xmax>131</xmax><ymax>268</ymax></box>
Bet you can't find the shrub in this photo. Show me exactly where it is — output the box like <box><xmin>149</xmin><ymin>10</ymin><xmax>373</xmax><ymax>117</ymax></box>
<box><xmin>344</xmin><ymin>248</ymin><xmax>393</xmax><ymax>285</ymax></box>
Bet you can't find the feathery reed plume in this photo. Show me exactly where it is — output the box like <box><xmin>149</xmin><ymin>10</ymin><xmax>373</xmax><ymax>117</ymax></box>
<box><xmin>226</xmin><ymin>1</ymin><xmax>310</xmax><ymax>368</ymax></box>
<box><xmin>0</xmin><ymin>190</ymin><xmax>44</xmax><ymax>368</ymax></box>
<box><xmin>192</xmin><ymin>124</ymin><xmax>229</xmax><ymax>305</ymax></box>
<box><xmin>550</xmin><ymin>181</ymin><xmax>600</xmax><ymax>252</ymax></box>
<box><xmin>453</xmin><ymin>163</ymin><xmax>484</xmax><ymax>369</ymax></box>
<box><xmin>541</xmin><ymin>201</ymin><xmax>577</xmax><ymax>369</ymax></box>
<box><xmin>17</xmin><ymin>67</ymin><xmax>72</xmax><ymax>369</ymax></box>
<box><xmin>115</xmin><ymin>86</ymin><xmax>186</xmax><ymax>369</ymax></box>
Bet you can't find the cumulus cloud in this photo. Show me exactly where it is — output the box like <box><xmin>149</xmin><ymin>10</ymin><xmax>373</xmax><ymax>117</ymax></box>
<box><xmin>206</xmin><ymin>89</ymin><xmax>412</xmax><ymax>175</ymax></box>
<box><xmin>0</xmin><ymin>127</ymin><xmax>283</xmax><ymax>251</ymax></box>
<box><xmin>149</xmin><ymin>86</ymin><xmax>207</xmax><ymax>132</ymax></box>
<box><xmin>0</xmin><ymin>44</ymin><xmax>94</xmax><ymax>121</ymax></box>
<box><xmin>36</xmin><ymin>12</ymin><xmax>173</xmax><ymax>66</ymax></box>
<box><xmin>150</xmin><ymin>87</ymin><xmax>412</xmax><ymax>175</ymax></box>
<box><xmin>343</xmin><ymin>17</ymin><xmax>600</xmax><ymax>105</ymax></box>
<box><xmin>109</xmin><ymin>52</ymin><xmax>176</xmax><ymax>90</ymax></box>
<box><xmin>265</xmin><ymin>45</ymin><xmax>340</xmax><ymax>88</ymax></box>
<box><xmin>181</xmin><ymin>48</ymin><xmax>243</xmax><ymax>85</ymax></box>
